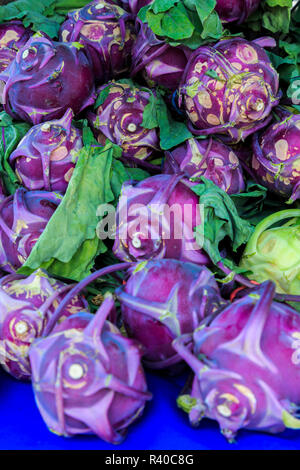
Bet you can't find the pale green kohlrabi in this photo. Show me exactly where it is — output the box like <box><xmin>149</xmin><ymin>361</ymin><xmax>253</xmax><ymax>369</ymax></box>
<box><xmin>240</xmin><ymin>210</ymin><xmax>300</xmax><ymax>305</ymax></box>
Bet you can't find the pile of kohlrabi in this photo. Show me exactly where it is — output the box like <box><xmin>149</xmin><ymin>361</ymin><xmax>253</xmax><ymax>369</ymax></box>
<box><xmin>0</xmin><ymin>0</ymin><xmax>300</xmax><ymax>445</ymax></box>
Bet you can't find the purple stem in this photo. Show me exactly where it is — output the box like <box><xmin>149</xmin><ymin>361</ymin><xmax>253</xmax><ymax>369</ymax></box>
<box><xmin>40</xmin><ymin>283</ymin><xmax>77</xmax><ymax>317</ymax></box>
<box><xmin>121</xmin><ymin>155</ymin><xmax>161</xmax><ymax>172</ymax></box>
<box><xmin>273</xmin><ymin>106</ymin><xmax>293</xmax><ymax>121</ymax></box>
<box><xmin>237</xmin><ymin>154</ymin><xmax>257</xmax><ymax>181</ymax></box>
<box><xmin>217</xmin><ymin>261</ymin><xmax>300</xmax><ymax>303</ymax></box>
<box><xmin>131</xmin><ymin>43</ymin><xmax>170</xmax><ymax>76</ymax></box>
<box><xmin>44</xmin><ymin>263</ymin><xmax>132</xmax><ymax>336</ymax></box>
<box><xmin>143</xmin><ymin>352</ymin><xmax>185</xmax><ymax>370</ymax></box>
<box><xmin>172</xmin><ymin>334</ymin><xmax>201</xmax><ymax>375</ymax></box>
<box><xmin>217</xmin><ymin>261</ymin><xmax>256</xmax><ymax>288</ymax></box>
<box><xmin>252</xmin><ymin>37</ymin><xmax>276</xmax><ymax>49</ymax></box>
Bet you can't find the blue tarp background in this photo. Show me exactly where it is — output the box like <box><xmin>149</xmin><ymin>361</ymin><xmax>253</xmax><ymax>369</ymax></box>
<box><xmin>0</xmin><ymin>368</ymin><xmax>299</xmax><ymax>450</ymax></box>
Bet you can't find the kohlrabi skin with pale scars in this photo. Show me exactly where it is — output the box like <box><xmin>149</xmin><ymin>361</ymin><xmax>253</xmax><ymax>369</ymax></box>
<box><xmin>131</xmin><ymin>21</ymin><xmax>191</xmax><ymax>92</ymax></box>
<box><xmin>116</xmin><ymin>259</ymin><xmax>225</xmax><ymax>371</ymax></box>
<box><xmin>113</xmin><ymin>174</ymin><xmax>210</xmax><ymax>265</ymax></box>
<box><xmin>163</xmin><ymin>137</ymin><xmax>245</xmax><ymax>194</ymax></box>
<box><xmin>88</xmin><ymin>81</ymin><xmax>160</xmax><ymax>162</ymax></box>
<box><xmin>0</xmin><ymin>21</ymin><xmax>31</xmax><ymax>81</ymax></box>
<box><xmin>252</xmin><ymin>113</ymin><xmax>300</xmax><ymax>202</ymax></box>
<box><xmin>215</xmin><ymin>0</ymin><xmax>261</xmax><ymax>24</ymax></box>
<box><xmin>3</xmin><ymin>36</ymin><xmax>95</xmax><ymax>125</ymax></box>
<box><xmin>59</xmin><ymin>0</ymin><xmax>135</xmax><ymax>83</ymax></box>
<box><xmin>0</xmin><ymin>269</ymin><xmax>87</xmax><ymax>380</ymax></box>
<box><xmin>0</xmin><ymin>188</ymin><xmax>61</xmax><ymax>273</ymax></box>
<box><xmin>9</xmin><ymin>109</ymin><xmax>82</xmax><ymax>194</ymax></box>
<box><xmin>240</xmin><ymin>210</ymin><xmax>300</xmax><ymax>309</ymax></box>
<box><xmin>29</xmin><ymin>295</ymin><xmax>152</xmax><ymax>444</ymax></box>
<box><xmin>179</xmin><ymin>37</ymin><xmax>281</xmax><ymax>144</ymax></box>
<box><xmin>174</xmin><ymin>281</ymin><xmax>300</xmax><ymax>441</ymax></box>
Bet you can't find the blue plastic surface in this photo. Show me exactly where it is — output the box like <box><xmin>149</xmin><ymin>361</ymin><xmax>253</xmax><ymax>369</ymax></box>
<box><xmin>0</xmin><ymin>367</ymin><xmax>299</xmax><ymax>450</ymax></box>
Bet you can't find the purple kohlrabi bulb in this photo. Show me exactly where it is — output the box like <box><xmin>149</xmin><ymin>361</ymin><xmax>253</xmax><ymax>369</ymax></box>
<box><xmin>131</xmin><ymin>21</ymin><xmax>191</xmax><ymax>91</ymax></box>
<box><xmin>113</xmin><ymin>174</ymin><xmax>209</xmax><ymax>265</ymax></box>
<box><xmin>3</xmin><ymin>35</ymin><xmax>95</xmax><ymax>125</ymax></box>
<box><xmin>51</xmin><ymin>311</ymin><xmax>95</xmax><ymax>334</ymax></box>
<box><xmin>9</xmin><ymin>108</ymin><xmax>82</xmax><ymax>193</ymax></box>
<box><xmin>163</xmin><ymin>137</ymin><xmax>245</xmax><ymax>194</ymax></box>
<box><xmin>116</xmin><ymin>259</ymin><xmax>225</xmax><ymax>371</ymax></box>
<box><xmin>0</xmin><ymin>188</ymin><xmax>61</xmax><ymax>273</ymax></box>
<box><xmin>0</xmin><ymin>269</ymin><xmax>87</xmax><ymax>380</ymax></box>
<box><xmin>120</xmin><ymin>0</ymin><xmax>153</xmax><ymax>15</ymax></box>
<box><xmin>174</xmin><ymin>282</ymin><xmax>300</xmax><ymax>441</ymax></box>
<box><xmin>215</xmin><ymin>0</ymin><xmax>261</xmax><ymax>24</ymax></box>
<box><xmin>88</xmin><ymin>81</ymin><xmax>160</xmax><ymax>162</ymax></box>
<box><xmin>59</xmin><ymin>1</ymin><xmax>135</xmax><ymax>83</ymax></box>
<box><xmin>179</xmin><ymin>37</ymin><xmax>281</xmax><ymax>144</ymax></box>
<box><xmin>252</xmin><ymin>113</ymin><xmax>300</xmax><ymax>202</ymax></box>
<box><xmin>0</xmin><ymin>21</ymin><xmax>31</xmax><ymax>82</ymax></box>
<box><xmin>29</xmin><ymin>295</ymin><xmax>152</xmax><ymax>443</ymax></box>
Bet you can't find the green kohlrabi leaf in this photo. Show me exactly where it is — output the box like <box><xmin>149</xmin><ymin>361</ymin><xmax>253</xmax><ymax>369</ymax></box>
<box><xmin>247</xmin><ymin>0</ymin><xmax>293</xmax><ymax>34</ymax></box>
<box><xmin>231</xmin><ymin>181</ymin><xmax>296</xmax><ymax>227</ymax></box>
<box><xmin>18</xmin><ymin>143</ymin><xmax>113</xmax><ymax>280</ymax></box>
<box><xmin>263</xmin><ymin>4</ymin><xmax>300</xmax><ymax>105</ymax></box>
<box><xmin>263</xmin><ymin>5</ymin><xmax>291</xmax><ymax>33</ymax></box>
<box><xmin>18</xmin><ymin>140</ymin><xmax>149</xmax><ymax>281</ymax></box>
<box><xmin>146</xmin><ymin>4</ymin><xmax>195</xmax><ymax>40</ymax></box>
<box><xmin>192</xmin><ymin>177</ymin><xmax>253</xmax><ymax>265</ymax></box>
<box><xmin>94</xmin><ymin>83</ymin><xmax>114</xmax><ymax>109</ymax></box>
<box><xmin>139</xmin><ymin>0</ymin><xmax>224</xmax><ymax>49</ymax></box>
<box><xmin>193</xmin><ymin>0</ymin><xmax>223</xmax><ymax>40</ymax></box>
<box><xmin>142</xmin><ymin>90</ymin><xmax>193</xmax><ymax>149</ymax></box>
<box><xmin>16</xmin><ymin>139</ymin><xmax>141</xmax><ymax>280</ymax></box>
<box><xmin>152</xmin><ymin>0</ymin><xmax>177</xmax><ymax>14</ymax></box>
<box><xmin>110</xmin><ymin>159</ymin><xmax>149</xmax><ymax>198</ymax></box>
<box><xmin>0</xmin><ymin>0</ymin><xmax>93</xmax><ymax>38</ymax></box>
<box><xmin>231</xmin><ymin>181</ymin><xmax>268</xmax><ymax>224</ymax></box>
<box><xmin>53</xmin><ymin>0</ymin><xmax>96</xmax><ymax>14</ymax></box>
